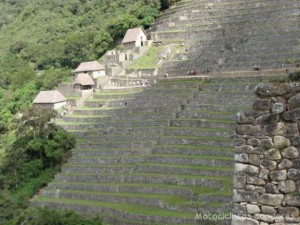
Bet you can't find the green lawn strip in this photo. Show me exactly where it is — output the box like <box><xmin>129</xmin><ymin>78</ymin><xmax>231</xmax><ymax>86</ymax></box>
<box><xmin>141</xmin><ymin>163</ymin><xmax>234</xmax><ymax>172</ymax></box>
<box><xmin>73</xmin><ymin>147</ymin><xmax>150</xmax><ymax>151</ymax></box>
<box><xmin>94</xmin><ymin>91</ymin><xmax>142</xmax><ymax>96</ymax></box>
<box><xmin>162</xmin><ymin>135</ymin><xmax>233</xmax><ymax>142</ymax></box>
<box><xmin>193</xmin><ymin>110</ymin><xmax>237</xmax><ymax>116</ymax></box>
<box><xmin>58</xmin><ymin>172</ymin><xmax>232</xmax><ymax>183</ymax></box>
<box><xmin>171</xmin><ymin>118</ymin><xmax>236</xmax><ymax>124</ymax></box>
<box><xmin>57</xmin><ymin>121</ymin><xmax>104</xmax><ymax>125</ymax></box>
<box><xmin>70</xmin><ymin>155</ymin><xmax>144</xmax><ymax>159</ymax></box>
<box><xmin>76</xmin><ymin>106</ymin><xmax>119</xmax><ymax>110</ymax></box>
<box><xmin>195</xmin><ymin>103</ymin><xmax>251</xmax><ymax>109</ymax></box>
<box><xmin>65</xmin><ymin>114</ymin><xmax>110</xmax><ymax>118</ymax></box>
<box><xmin>68</xmin><ymin>128</ymin><xmax>104</xmax><ymax>133</ymax></box>
<box><xmin>156</xmin><ymin>144</ymin><xmax>233</xmax><ymax>152</ymax></box>
<box><xmin>35</xmin><ymin>197</ymin><xmax>196</xmax><ymax>218</ymax></box>
<box><xmin>165</xmin><ymin>127</ymin><xmax>232</xmax><ymax>133</ymax></box>
<box><xmin>85</xmin><ymin>132</ymin><xmax>160</xmax><ymax>138</ymax></box>
<box><xmin>149</xmin><ymin>154</ymin><xmax>233</xmax><ymax>161</ymax></box>
<box><xmin>87</xmin><ymin>98</ymin><xmax>135</xmax><ymax>102</ymax></box>
<box><xmin>208</xmin><ymin>202</ymin><xmax>226</xmax><ymax>207</ymax></box>
<box><xmin>64</xmin><ymin>162</ymin><xmax>233</xmax><ymax>172</ymax></box>
<box><xmin>51</xmin><ymin>181</ymin><xmax>220</xmax><ymax>196</ymax></box>
<box><xmin>77</xmin><ymin>139</ymin><xmax>158</xmax><ymax>145</ymax></box>
<box><xmin>45</xmin><ymin>189</ymin><xmax>190</xmax><ymax>206</ymax></box>
<box><xmin>204</xmin><ymin>81</ymin><xmax>260</xmax><ymax>86</ymax></box>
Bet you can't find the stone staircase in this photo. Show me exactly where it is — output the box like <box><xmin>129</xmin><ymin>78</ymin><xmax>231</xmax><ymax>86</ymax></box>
<box><xmin>151</xmin><ymin>0</ymin><xmax>300</xmax><ymax>74</ymax></box>
<box><xmin>31</xmin><ymin>72</ymin><xmax>289</xmax><ymax>224</ymax></box>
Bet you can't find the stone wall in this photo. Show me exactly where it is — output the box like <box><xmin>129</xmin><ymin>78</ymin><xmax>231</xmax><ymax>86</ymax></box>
<box><xmin>233</xmin><ymin>83</ymin><xmax>300</xmax><ymax>225</ymax></box>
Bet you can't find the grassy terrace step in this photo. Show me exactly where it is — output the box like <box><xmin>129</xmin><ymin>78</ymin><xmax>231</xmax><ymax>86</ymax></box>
<box><xmin>158</xmin><ymin>135</ymin><xmax>234</xmax><ymax>147</ymax></box>
<box><xmin>169</xmin><ymin>118</ymin><xmax>236</xmax><ymax>129</ymax></box>
<box><xmin>178</xmin><ymin>112</ymin><xmax>235</xmax><ymax>121</ymax></box>
<box><xmin>101</xmin><ymin>87</ymin><xmax>145</xmax><ymax>93</ymax></box>
<box><xmin>76</xmin><ymin>140</ymin><xmax>157</xmax><ymax>149</ymax></box>
<box><xmin>153</xmin><ymin>144</ymin><xmax>233</xmax><ymax>156</ymax></box>
<box><xmin>147</xmin><ymin>154</ymin><xmax>234</xmax><ymax>167</ymax></box>
<box><xmin>72</xmin><ymin>148</ymin><xmax>151</xmax><ymax>157</ymax></box>
<box><xmin>79</xmin><ymin>133</ymin><xmax>161</xmax><ymax>143</ymax></box>
<box><xmin>59</xmin><ymin>119</ymin><xmax>169</xmax><ymax>130</ymax></box>
<box><xmin>62</xmin><ymin>163</ymin><xmax>233</xmax><ymax>177</ymax></box>
<box><xmin>62</xmin><ymin>115</ymin><xmax>112</xmax><ymax>123</ymax></box>
<box><xmin>208</xmin><ymin>75</ymin><xmax>288</xmax><ymax>83</ymax></box>
<box><xmin>54</xmin><ymin>172</ymin><xmax>228</xmax><ymax>188</ymax></box>
<box><xmin>40</xmin><ymin>189</ymin><xmax>195</xmax><ymax>210</ymax></box>
<box><xmin>184</xmin><ymin>103</ymin><xmax>251</xmax><ymax>112</ymax></box>
<box><xmin>187</xmin><ymin>98</ymin><xmax>253</xmax><ymax>106</ymax></box>
<box><xmin>164</xmin><ymin>126</ymin><xmax>233</xmax><ymax>138</ymax></box>
<box><xmin>73</xmin><ymin>106</ymin><xmax>182</xmax><ymax>115</ymax></box>
<box><xmin>48</xmin><ymin>181</ymin><xmax>225</xmax><ymax>197</ymax></box>
<box><xmin>32</xmin><ymin>197</ymin><xmax>196</xmax><ymax>224</ymax></box>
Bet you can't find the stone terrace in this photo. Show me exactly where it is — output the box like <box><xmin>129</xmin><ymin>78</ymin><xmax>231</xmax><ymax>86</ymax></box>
<box><xmin>151</xmin><ymin>0</ymin><xmax>300</xmax><ymax>74</ymax></box>
<box><xmin>31</xmin><ymin>71</ymin><xmax>289</xmax><ymax>225</ymax></box>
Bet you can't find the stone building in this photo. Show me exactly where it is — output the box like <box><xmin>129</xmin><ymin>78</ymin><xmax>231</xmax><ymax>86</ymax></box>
<box><xmin>74</xmin><ymin>61</ymin><xmax>106</xmax><ymax>79</ymax></box>
<box><xmin>33</xmin><ymin>90</ymin><xmax>67</xmax><ymax>110</ymax></box>
<box><xmin>74</xmin><ymin>73</ymin><xmax>95</xmax><ymax>90</ymax></box>
<box><xmin>122</xmin><ymin>27</ymin><xmax>148</xmax><ymax>49</ymax></box>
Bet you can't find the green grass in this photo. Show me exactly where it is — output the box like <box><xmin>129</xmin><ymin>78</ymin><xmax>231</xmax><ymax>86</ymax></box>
<box><xmin>51</xmin><ymin>181</ymin><xmax>221</xmax><ymax>195</ymax></box>
<box><xmin>35</xmin><ymin>197</ymin><xmax>196</xmax><ymax>218</ymax></box>
<box><xmin>162</xmin><ymin>135</ymin><xmax>233</xmax><ymax>141</ymax></box>
<box><xmin>156</xmin><ymin>144</ymin><xmax>233</xmax><ymax>152</ymax></box>
<box><xmin>128</xmin><ymin>45</ymin><xmax>165</xmax><ymax>69</ymax></box>
<box><xmin>51</xmin><ymin>189</ymin><xmax>191</xmax><ymax>206</ymax></box>
<box><xmin>166</xmin><ymin>127</ymin><xmax>232</xmax><ymax>132</ymax></box>
<box><xmin>149</xmin><ymin>154</ymin><xmax>233</xmax><ymax>161</ymax></box>
<box><xmin>65</xmin><ymin>114</ymin><xmax>110</xmax><ymax>118</ymax></box>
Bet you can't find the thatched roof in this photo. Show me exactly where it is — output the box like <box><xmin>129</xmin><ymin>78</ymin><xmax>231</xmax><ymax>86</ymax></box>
<box><xmin>33</xmin><ymin>90</ymin><xmax>66</xmax><ymax>104</ymax></box>
<box><xmin>122</xmin><ymin>28</ymin><xmax>146</xmax><ymax>44</ymax></box>
<box><xmin>75</xmin><ymin>61</ymin><xmax>105</xmax><ymax>72</ymax></box>
<box><xmin>75</xmin><ymin>73</ymin><xmax>95</xmax><ymax>86</ymax></box>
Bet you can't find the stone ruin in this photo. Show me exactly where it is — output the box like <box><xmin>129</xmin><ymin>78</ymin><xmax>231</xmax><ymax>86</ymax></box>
<box><xmin>233</xmin><ymin>82</ymin><xmax>300</xmax><ymax>225</ymax></box>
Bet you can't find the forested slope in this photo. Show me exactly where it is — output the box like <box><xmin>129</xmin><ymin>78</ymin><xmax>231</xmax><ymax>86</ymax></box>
<box><xmin>0</xmin><ymin>1</ymin><xmax>177</xmax><ymax>224</ymax></box>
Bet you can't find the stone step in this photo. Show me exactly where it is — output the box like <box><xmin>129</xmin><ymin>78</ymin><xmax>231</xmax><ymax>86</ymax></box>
<box><xmin>76</xmin><ymin>140</ymin><xmax>157</xmax><ymax>149</ymax></box>
<box><xmin>67</xmin><ymin>156</ymin><xmax>146</xmax><ymax>165</ymax></box>
<box><xmin>32</xmin><ymin>198</ymin><xmax>195</xmax><ymax>224</ymax></box>
<box><xmin>184</xmin><ymin>103</ymin><xmax>251</xmax><ymax>112</ymax></box>
<box><xmin>195</xmin><ymin>91</ymin><xmax>254</xmax><ymax>98</ymax></box>
<box><xmin>83</xmin><ymin>133</ymin><xmax>161</xmax><ymax>142</ymax></box>
<box><xmin>61</xmin><ymin>164</ymin><xmax>233</xmax><ymax>177</ymax></box>
<box><xmin>54</xmin><ymin>172</ymin><xmax>224</xmax><ymax>188</ymax></box>
<box><xmin>208</xmin><ymin>74</ymin><xmax>288</xmax><ymax>83</ymax></box>
<box><xmin>101</xmin><ymin>87</ymin><xmax>145</xmax><ymax>93</ymax></box>
<box><xmin>178</xmin><ymin>110</ymin><xmax>236</xmax><ymax>120</ymax></box>
<box><xmin>39</xmin><ymin>189</ymin><xmax>196</xmax><ymax>213</ymax></box>
<box><xmin>158</xmin><ymin>135</ymin><xmax>234</xmax><ymax>148</ymax></box>
<box><xmin>152</xmin><ymin>145</ymin><xmax>233</xmax><ymax>157</ymax></box>
<box><xmin>47</xmin><ymin>181</ymin><xmax>195</xmax><ymax>198</ymax></box>
<box><xmin>113</xmin><ymin>112</ymin><xmax>175</xmax><ymax>121</ymax></box>
<box><xmin>84</xmin><ymin>99</ymin><xmax>135</xmax><ymax>108</ymax></box>
<box><xmin>72</xmin><ymin>148</ymin><xmax>151</xmax><ymax>157</ymax></box>
<box><xmin>188</xmin><ymin>97</ymin><xmax>253</xmax><ymax>106</ymax></box>
<box><xmin>169</xmin><ymin>118</ymin><xmax>236</xmax><ymax>129</ymax></box>
<box><xmin>62</xmin><ymin>115</ymin><xmax>112</xmax><ymax>123</ymax></box>
<box><xmin>147</xmin><ymin>154</ymin><xmax>233</xmax><ymax>167</ymax></box>
<box><xmin>93</xmin><ymin>93</ymin><xmax>141</xmax><ymax>100</ymax></box>
<box><xmin>164</xmin><ymin>127</ymin><xmax>233</xmax><ymax>138</ymax></box>
<box><xmin>73</xmin><ymin>107</ymin><xmax>181</xmax><ymax>116</ymax></box>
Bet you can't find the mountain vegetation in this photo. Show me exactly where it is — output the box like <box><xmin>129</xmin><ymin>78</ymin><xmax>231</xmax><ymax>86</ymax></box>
<box><xmin>0</xmin><ymin>0</ymin><xmax>179</xmax><ymax>224</ymax></box>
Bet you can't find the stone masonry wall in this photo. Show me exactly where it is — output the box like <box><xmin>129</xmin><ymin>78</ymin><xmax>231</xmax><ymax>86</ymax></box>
<box><xmin>232</xmin><ymin>83</ymin><xmax>300</xmax><ymax>225</ymax></box>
